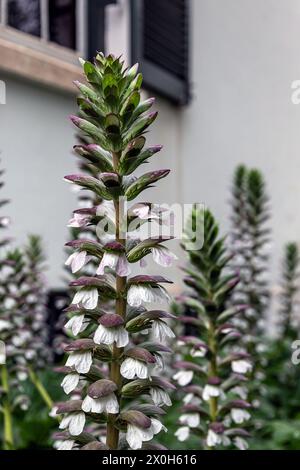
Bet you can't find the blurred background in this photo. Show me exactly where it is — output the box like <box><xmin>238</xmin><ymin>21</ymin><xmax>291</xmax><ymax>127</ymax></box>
<box><xmin>1</xmin><ymin>0</ymin><xmax>300</xmax><ymax>313</ymax></box>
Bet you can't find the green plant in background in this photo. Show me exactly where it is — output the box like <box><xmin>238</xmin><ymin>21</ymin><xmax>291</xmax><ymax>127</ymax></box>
<box><xmin>230</xmin><ymin>165</ymin><xmax>270</xmax><ymax>343</ymax></box>
<box><xmin>0</xmin><ymin>163</ymin><xmax>13</xmax><ymax>450</ymax></box>
<box><xmin>0</xmin><ymin>234</ymin><xmax>54</xmax><ymax>449</ymax></box>
<box><xmin>229</xmin><ymin>165</ymin><xmax>270</xmax><ymax>396</ymax></box>
<box><xmin>56</xmin><ymin>53</ymin><xmax>176</xmax><ymax>451</ymax></box>
<box><xmin>254</xmin><ymin>242</ymin><xmax>300</xmax><ymax>449</ymax></box>
<box><xmin>173</xmin><ymin>207</ymin><xmax>252</xmax><ymax>450</ymax></box>
<box><xmin>23</xmin><ymin>235</ymin><xmax>53</xmax><ymax>409</ymax></box>
<box><xmin>278</xmin><ymin>243</ymin><xmax>300</xmax><ymax>342</ymax></box>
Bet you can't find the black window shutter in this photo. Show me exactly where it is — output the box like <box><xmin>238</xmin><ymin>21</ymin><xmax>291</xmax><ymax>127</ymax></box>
<box><xmin>131</xmin><ymin>0</ymin><xmax>190</xmax><ymax>105</ymax></box>
<box><xmin>87</xmin><ymin>0</ymin><xmax>117</xmax><ymax>60</ymax></box>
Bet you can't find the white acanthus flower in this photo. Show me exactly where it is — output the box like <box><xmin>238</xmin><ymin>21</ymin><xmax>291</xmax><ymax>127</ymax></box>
<box><xmin>64</xmin><ymin>314</ymin><xmax>87</xmax><ymax>336</ymax></box>
<box><xmin>231</xmin><ymin>359</ymin><xmax>252</xmax><ymax>374</ymax></box>
<box><xmin>231</xmin><ymin>386</ymin><xmax>248</xmax><ymax>400</ymax></box>
<box><xmin>82</xmin><ymin>393</ymin><xmax>119</xmax><ymax>414</ymax></box>
<box><xmin>234</xmin><ymin>436</ymin><xmax>249</xmax><ymax>450</ymax></box>
<box><xmin>202</xmin><ymin>384</ymin><xmax>220</xmax><ymax>401</ymax></box>
<box><xmin>56</xmin><ymin>439</ymin><xmax>75</xmax><ymax>450</ymax></box>
<box><xmin>126</xmin><ymin>418</ymin><xmax>166</xmax><ymax>450</ymax></box>
<box><xmin>66</xmin><ymin>351</ymin><xmax>93</xmax><ymax>374</ymax></box>
<box><xmin>206</xmin><ymin>429</ymin><xmax>222</xmax><ymax>448</ymax></box>
<box><xmin>150</xmin><ymin>387</ymin><xmax>172</xmax><ymax>407</ymax></box>
<box><xmin>59</xmin><ymin>411</ymin><xmax>85</xmax><ymax>436</ymax></box>
<box><xmin>183</xmin><ymin>393</ymin><xmax>200</xmax><ymax>405</ymax></box>
<box><xmin>96</xmin><ymin>252</ymin><xmax>131</xmax><ymax>277</ymax></box>
<box><xmin>127</xmin><ymin>284</ymin><xmax>170</xmax><ymax>307</ymax></box>
<box><xmin>231</xmin><ymin>408</ymin><xmax>251</xmax><ymax>424</ymax></box>
<box><xmin>65</xmin><ymin>251</ymin><xmax>90</xmax><ymax>274</ymax></box>
<box><xmin>72</xmin><ymin>287</ymin><xmax>98</xmax><ymax>310</ymax></box>
<box><xmin>120</xmin><ymin>357</ymin><xmax>150</xmax><ymax>380</ymax></box>
<box><xmin>173</xmin><ymin>370</ymin><xmax>194</xmax><ymax>387</ymax></box>
<box><xmin>175</xmin><ymin>426</ymin><xmax>190</xmax><ymax>442</ymax></box>
<box><xmin>0</xmin><ymin>319</ymin><xmax>11</xmax><ymax>332</ymax></box>
<box><xmin>152</xmin><ymin>319</ymin><xmax>175</xmax><ymax>342</ymax></box>
<box><xmin>191</xmin><ymin>345</ymin><xmax>207</xmax><ymax>358</ymax></box>
<box><xmin>152</xmin><ymin>246</ymin><xmax>177</xmax><ymax>267</ymax></box>
<box><xmin>94</xmin><ymin>324</ymin><xmax>129</xmax><ymax>348</ymax></box>
<box><xmin>61</xmin><ymin>372</ymin><xmax>80</xmax><ymax>395</ymax></box>
<box><xmin>68</xmin><ymin>213</ymin><xmax>91</xmax><ymax>228</ymax></box>
<box><xmin>179</xmin><ymin>413</ymin><xmax>200</xmax><ymax>428</ymax></box>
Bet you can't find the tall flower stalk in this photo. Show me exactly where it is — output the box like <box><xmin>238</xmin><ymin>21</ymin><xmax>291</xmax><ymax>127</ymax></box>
<box><xmin>0</xmin><ymin>164</ymin><xmax>13</xmax><ymax>450</ymax></box>
<box><xmin>229</xmin><ymin>166</ymin><xmax>270</xmax><ymax>366</ymax></box>
<box><xmin>174</xmin><ymin>207</ymin><xmax>252</xmax><ymax>450</ymax></box>
<box><xmin>23</xmin><ymin>235</ymin><xmax>53</xmax><ymax>408</ymax></box>
<box><xmin>260</xmin><ymin>242</ymin><xmax>300</xmax><ymax>423</ymax></box>
<box><xmin>278</xmin><ymin>243</ymin><xmax>300</xmax><ymax>340</ymax></box>
<box><xmin>57</xmin><ymin>53</ymin><xmax>175</xmax><ymax>450</ymax></box>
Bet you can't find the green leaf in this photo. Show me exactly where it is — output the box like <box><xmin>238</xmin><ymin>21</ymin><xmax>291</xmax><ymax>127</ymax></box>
<box><xmin>125</xmin><ymin>169</ymin><xmax>170</xmax><ymax>200</ymax></box>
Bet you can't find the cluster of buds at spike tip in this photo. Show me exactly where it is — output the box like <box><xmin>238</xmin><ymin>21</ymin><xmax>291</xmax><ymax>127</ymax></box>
<box><xmin>229</xmin><ymin>165</ymin><xmax>270</xmax><ymax>348</ymax></box>
<box><xmin>173</xmin><ymin>208</ymin><xmax>252</xmax><ymax>450</ymax></box>
<box><xmin>57</xmin><ymin>53</ymin><xmax>176</xmax><ymax>450</ymax></box>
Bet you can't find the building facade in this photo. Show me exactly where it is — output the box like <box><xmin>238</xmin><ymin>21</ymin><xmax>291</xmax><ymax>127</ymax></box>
<box><xmin>1</xmin><ymin>0</ymin><xmax>300</xmax><ymax>298</ymax></box>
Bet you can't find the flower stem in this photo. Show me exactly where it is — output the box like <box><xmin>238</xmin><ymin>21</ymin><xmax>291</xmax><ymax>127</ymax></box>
<box><xmin>1</xmin><ymin>365</ymin><xmax>14</xmax><ymax>450</ymax></box>
<box><xmin>28</xmin><ymin>366</ymin><xmax>53</xmax><ymax>410</ymax></box>
<box><xmin>106</xmin><ymin>153</ymin><xmax>127</xmax><ymax>450</ymax></box>
<box><xmin>208</xmin><ymin>318</ymin><xmax>218</xmax><ymax>422</ymax></box>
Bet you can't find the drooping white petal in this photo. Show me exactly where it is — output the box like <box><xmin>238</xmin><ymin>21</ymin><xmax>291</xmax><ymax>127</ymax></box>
<box><xmin>179</xmin><ymin>413</ymin><xmax>200</xmax><ymax>428</ymax></box>
<box><xmin>68</xmin><ymin>213</ymin><xmax>91</xmax><ymax>228</ymax></box>
<box><xmin>69</xmin><ymin>412</ymin><xmax>86</xmax><ymax>436</ymax></box>
<box><xmin>173</xmin><ymin>370</ymin><xmax>193</xmax><ymax>387</ymax></box>
<box><xmin>82</xmin><ymin>393</ymin><xmax>119</xmax><ymax>414</ymax></box>
<box><xmin>0</xmin><ymin>320</ymin><xmax>11</xmax><ymax>332</ymax></box>
<box><xmin>231</xmin><ymin>360</ymin><xmax>252</xmax><ymax>374</ymax></box>
<box><xmin>152</xmin><ymin>246</ymin><xmax>177</xmax><ymax>267</ymax></box>
<box><xmin>120</xmin><ymin>357</ymin><xmax>148</xmax><ymax>379</ymax></box>
<box><xmin>72</xmin><ymin>288</ymin><xmax>98</xmax><ymax>310</ymax></box>
<box><xmin>125</xmin><ymin>418</ymin><xmax>165</xmax><ymax>450</ymax></box>
<box><xmin>175</xmin><ymin>426</ymin><xmax>190</xmax><ymax>442</ymax></box>
<box><xmin>231</xmin><ymin>408</ymin><xmax>251</xmax><ymax>424</ymax></box>
<box><xmin>65</xmin><ymin>251</ymin><xmax>88</xmax><ymax>274</ymax></box>
<box><xmin>56</xmin><ymin>439</ymin><xmax>75</xmax><ymax>450</ymax></box>
<box><xmin>96</xmin><ymin>252</ymin><xmax>118</xmax><ymax>275</ymax></box>
<box><xmin>61</xmin><ymin>373</ymin><xmax>80</xmax><ymax>395</ymax></box>
<box><xmin>116</xmin><ymin>254</ymin><xmax>131</xmax><ymax>277</ymax></box>
<box><xmin>127</xmin><ymin>285</ymin><xmax>170</xmax><ymax>307</ymax></box>
<box><xmin>93</xmin><ymin>324</ymin><xmax>129</xmax><ymax>348</ymax></box>
<box><xmin>234</xmin><ymin>437</ymin><xmax>248</xmax><ymax>450</ymax></box>
<box><xmin>64</xmin><ymin>314</ymin><xmax>86</xmax><ymax>336</ymax></box>
<box><xmin>206</xmin><ymin>429</ymin><xmax>221</xmax><ymax>448</ymax></box>
<box><xmin>126</xmin><ymin>424</ymin><xmax>144</xmax><ymax>450</ymax></box>
<box><xmin>150</xmin><ymin>387</ymin><xmax>172</xmax><ymax>407</ymax></box>
<box><xmin>152</xmin><ymin>319</ymin><xmax>175</xmax><ymax>342</ymax></box>
<box><xmin>202</xmin><ymin>384</ymin><xmax>220</xmax><ymax>401</ymax></box>
<box><xmin>66</xmin><ymin>351</ymin><xmax>93</xmax><ymax>374</ymax></box>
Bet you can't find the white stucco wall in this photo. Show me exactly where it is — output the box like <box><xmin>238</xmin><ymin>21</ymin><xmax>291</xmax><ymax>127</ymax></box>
<box><xmin>1</xmin><ymin>0</ymin><xmax>300</xmax><ymax>298</ymax></box>
<box><xmin>0</xmin><ymin>74</ymin><xmax>77</xmax><ymax>287</ymax></box>
<box><xmin>182</xmin><ymin>0</ymin><xmax>300</xmax><ymax>300</ymax></box>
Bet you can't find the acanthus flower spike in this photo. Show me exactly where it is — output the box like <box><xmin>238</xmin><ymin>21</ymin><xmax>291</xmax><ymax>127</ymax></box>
<box><xmin>173</xmin><ymin>207</ymin><xmax>252</xmax><ymax>450</ymax></box>
<box><xmin>57</xmin><ymin>53</ymin><xmax>175</xmax><ymax>450</ymax></box>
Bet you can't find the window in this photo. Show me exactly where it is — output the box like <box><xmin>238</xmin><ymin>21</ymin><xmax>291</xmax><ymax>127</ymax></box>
<box><xmin>0</xmin><ymin>0</ymin><xmax>117</xmax><ymax>60</ymax></box>
<box><xmin>131</xmin><ymin>0</ymin><xmax>190</xmax><ymax>106</ymax></box>
<box><xmin>0</xmin><ymin>0</ymin><xmax>116</xmax><ymax>91</ymax></box>
<box><xmin>0</xmin><ymin>0</ymin><xmax>86</xmax><ymax>58</ymax></box>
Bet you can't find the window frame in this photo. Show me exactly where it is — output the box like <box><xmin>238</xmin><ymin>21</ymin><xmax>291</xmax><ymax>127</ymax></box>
<box><xmin>0</xmin><ymin>0</ymin><xmax>116</xmax><ymax>92</ymax></box>
<box><xmin>0</xmin><ymin>0</ymin><xmax>87</xmax><ymax>63</ymax></box>
<box><xmin>130</xmin><ymin>0</ymin><xmax>190</xmax><ymax>106</ymax></box>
